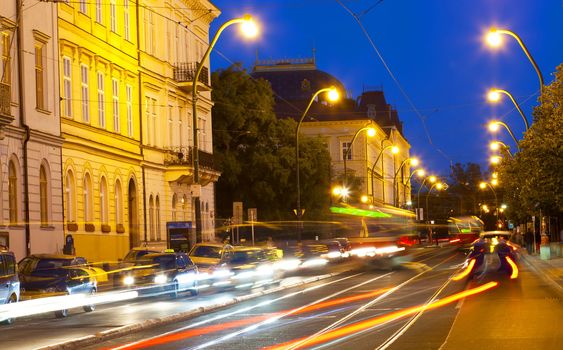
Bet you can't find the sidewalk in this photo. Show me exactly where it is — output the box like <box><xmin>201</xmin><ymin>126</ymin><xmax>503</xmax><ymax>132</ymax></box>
<box><xmin>520</xmin><ymin>249</ymin><xmax>563</xmax><ymax>297</ymax></box>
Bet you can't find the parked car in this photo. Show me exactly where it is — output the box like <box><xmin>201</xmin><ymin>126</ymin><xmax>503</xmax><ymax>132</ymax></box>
<box><xmin>112</xmin><ymin>247</ymin><xmax>160</xmax><ymax>287</ymax></box>
<box><xmin>121</xmin><ymin>251</ymin><xmax>198</xmax><ymax>297</ymax></box>
<box><xmin>0</xmin><ymin>247</ymin><xmax>19</xmax><ymax>325</ymax></box>
<box><xmin>18</xmin><ymin>254</ymin><xmax>97</xmax><ymax>318</ymax></box>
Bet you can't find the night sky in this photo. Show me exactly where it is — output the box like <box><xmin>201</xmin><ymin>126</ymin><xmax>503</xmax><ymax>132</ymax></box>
<box><xmin>209</xmin><ymin>0</ymin><xmax>563</xmax><ymax>176</ymax></box>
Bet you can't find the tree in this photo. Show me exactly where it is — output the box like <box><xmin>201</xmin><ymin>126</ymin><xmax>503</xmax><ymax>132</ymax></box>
<box><xmin>211</xmin><ymin>66</ymin><xmax>332</xmax><ymax>221</ymax></box>
<box><xmin>448</xmin><ymin>162</ymin><xmax>487</xmax><ymax>215</ymax></box>
<box><xmin>498</xmin><ymin>64</ymin><xmax>563</xmax><ymax>222</ymax></box>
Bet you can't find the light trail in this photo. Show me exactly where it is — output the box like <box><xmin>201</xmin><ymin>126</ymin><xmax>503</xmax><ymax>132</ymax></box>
<box><xmin>109</xmin><ymin>272</ymin><xmax>368</xmax><ymax>350</ymax></box>
<box><xmin>452</xmin><ymin>259</ymin><xmax>476</xmax><ymax>281</ymax></box>
<box><xmin>265</xmin><ymin>282</ymin><xmax>499</xmax><ymax>350</ymax></box>
<box><xmin>506</xmin><ymin>256</ymin><xmax>519</xmax><ymax>279</ymax></box>
<box><xmin>280</xmin><ymin>252</ymin><xmax>459</xmax><ymax>350</ymax></box>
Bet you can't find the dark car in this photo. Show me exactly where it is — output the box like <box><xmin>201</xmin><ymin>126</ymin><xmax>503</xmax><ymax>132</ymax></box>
<box><xmin>18</xmin><ymin>254</ymin><xmax>96</xmax><ymax>318</ymax></box>
<box><xmin>121</xmin><ymin>252</ymin><xmax>198</xmax><ymax>298</ymax></box>
<box><xmin>0</xmin><ymin>248</ymin><xmax>19</xmax><ymax>324</ymax></box>
<box><xmin>223</xmin><ymin>247</ymin><xmax>281</xmax><ymax>288</ymax></box>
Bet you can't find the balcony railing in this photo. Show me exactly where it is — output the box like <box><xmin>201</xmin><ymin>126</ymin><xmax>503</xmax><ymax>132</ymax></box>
<box><xmin>0</xmin><ymin>82</ymin><xmax>11</xmax><ymax>117</ymax></box>
<box><xmin>173</xmin><ymin>62</ymin><xmax>209</xmax><ymax>86</ymax></box>
<box><xmin>164</xmin><ymin>146</ymin><xmax>216</xmax><ymax>171</ymax></box>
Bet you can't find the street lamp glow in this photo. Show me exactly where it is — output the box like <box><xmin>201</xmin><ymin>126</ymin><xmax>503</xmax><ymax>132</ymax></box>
<box><xmin>366</xmin><ymin>128</ymin><xmax>376</xmax><ymax>137</ymax></box>
<box><xmin>490</xmin><ymin>155</ymin><xmax>501</xmax><ymax>164</ymax></box>
<box><xmin>436</xmin><ymin>183</ymin><xmax>444</xmax><ymax>190</ymax></box>
<box><xmin>488</xmin><ymin>121</ymin><xmax>500</xmax><ymax>132</ymax></box>
<box><xmin>360</xmin><ymin>195</ymin><xmax>369</xmax><ymax>203</ymax></box>
<box><xmin>332</xmin><ymin>186</ymin><xmax>342</xmax><ymax>196</ymax></box>
<box><xmin>487</xmin><ymin>89</ymin><xmax>501</xmax><ymax>102</ymax></box>
<box><xmin>429</xmin><ymin>176</ymin><xmax>437</xmax><ymax>183</ymax></box>
<box><xmin>416</xmin><ymin>169</ymin><xmax>425</xmax><ymax>177</ymax></box>
<box><xmin>240</xmin><ymin>15</ymin><xmax>259</xmax><ymax>38</ymax></box>
<box><xmin>391</xmin><ymin>146</ymin><xmax>399</xmax><ymax>154</ymax></box>
<box><xmin>486</xmin><ymin>28</ymin><xmax>503</xmax><ymax>47</ymax></box>
<box><xmin>492</xmin><ymin>172</ymin><xmax>498</xmax><ymax>179</ymax></box>
<box><xmin>491</xmin><ymin>178</ymin><xmax>498</xmax><ymax>186</ymax></box>
<box><xmin>501</xmin><ymin>204</ymin><xmax>507</xmax><ymax>209</ymax></box>
<box><xmin>327</xmin><ymin>88</ymin><xmax>339</xmax><ymax>102</ymax></box>
<box><xmin>490</xmin><ymin>141</ymin><xmax>501</xmax><ymax>151</ymax></box>
<box><xmin>410</xmin><ymin>158</ymin><xmax>419</xmax><ymax>167</ymax></box>
<box><xmin>480</xmin><ymin>182</ymin><xmax>487</xmax><ymax>189</ymax></box>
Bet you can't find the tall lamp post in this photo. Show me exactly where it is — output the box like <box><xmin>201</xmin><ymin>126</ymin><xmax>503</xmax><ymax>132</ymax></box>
<box><xmin>479</xmin><ymin>181</ymin><xmax>498</xmax><ymax>221</ymax></box>
<box><xmin>487</xmin><ymin>88</ymin><xmax>529</xmax><ymax>131</ymax></box>
<box><xmin>486</xmin><ymin>28</ymin><xmax>544</xmax><ymax>99</ymax></box>
<box><xmin>392</xmin><ymin>157</ymin><xmax>419</xmax><ymax>207</ymax></box>
<box><xmin>192</xmin><ymin>15</ymin><xmax>258</xmax><ymax>243</ymax></box>
<box><xmin>369</xmin><ymin>141</ymin><xmax>399</xmax><ymax>204</ymax></box>
<box><xmin>417</xmin><ymin>175</ymin><xmax>437</xmax><ymax>220</ymax></box>
<box><xmin>426</xmin><ymin>182</ymin><xmax>445</xmax><ymax>244</ymax></box>
<box><xmin>343</xmin><ymin>124</ymin><xmax>376</xmax><ymax>188</ymax></box>
<box><xmin>488</xmin><ymin>121</ymin><xmax>520</xmax><ymax>151</ymax></box>
<box><xmin>296</xmin><ymin>87</ymin><xmax>339</xmax><ymax>240</ymax></box>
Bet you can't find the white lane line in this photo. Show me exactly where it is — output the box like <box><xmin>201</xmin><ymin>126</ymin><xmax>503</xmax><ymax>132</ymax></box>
<box><xmin>188</xmin><ymin>272</ymin><xmax>394</xmax><ymax>350</ymax></box>
<box><xmin>287</xmin><ymin>252</ymin><xmax>459</xmax><ymax>350</ymax></box>
<box><xmin>111</xmin><ymin>272</ymin><xmax>366</xmax><ymax>350</ymax></box>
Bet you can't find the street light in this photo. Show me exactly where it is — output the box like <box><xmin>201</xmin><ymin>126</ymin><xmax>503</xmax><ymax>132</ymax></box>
<box><xmin>416</xmin><ymin>175</ymin><xmax>437</xmax><ymax>220</ymax></box>
<box><xmin>393</xmin><ymin>157</ymin><xmax>419</xmax><ymax>207</ymax></box>
<box><xmin>479</xmin><ymin>181</ymin><xmax>498</xmax><ymax>220</ymax></box>
<box><xmin>343</xmin><ymin>123</ymin><xmax>377</xmax><ymax>188</ymax></box>
<box><xmin>369</xmin><ymin>140</ymin><xmax>399</xmax><ymax>204</ymax></box>
<box><xmin>490</xmin><ymin>141</ymin><xmax>513</xmax><ymax>158</ymax></box>
<box><xmin>487</xmin><ymin>88</ymin><xmax>529</xmax><ymax>130</ymax></box>
<box><xmin>191</xmin><ymin>14</ymin><xmax>258</xmax><ymax>243</ymax></box>
<box><xmin>296</xmin><ymin>86</ymin><xmax>339</xmax><ymax>239</ymax></box>
<box><xmin>425</xmin><ymin>182</ymin><xmax>446</xmax><ymax>244</ymax></box>
<box><xmin>485</xmin><ymin>28</ymin><xmax>544</xmax><ymax>98</ymax></box>
<box><xmin>490</xmin><ymin>155</ymin><xmax>502</xmax><ymax>165</ymax></box>
<box><xmin>488</xmin><ymin>121</ymin><xmax>520</xmax><ymax>151</ymax></box>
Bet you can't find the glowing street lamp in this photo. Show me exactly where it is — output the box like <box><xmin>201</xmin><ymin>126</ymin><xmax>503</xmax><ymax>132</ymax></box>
<box><xmin>296</xmin><ymin>86</ymin><xmax>339</xmax><ymax>238</ymax></box>
<box><xmin>490</xmin><ymin>155</ymin><xmax>502</xmax><ymax>165</ymax></box>
<box><xmin>343</xmin><ymin>124</ymin><xmax>377</xmax><ymax>188</ymax></box>
<box><xmin>479</xmin><ymin>181</ymin><xmax>498</xmax><ymax>220</ymax></box>
<box><xmin>369</xmin><ymin>140</ymin><xmax>399</xmax><ymax>204</ymax></box>
<box><xmin>490</xmin><ymin>141</ymin><xmax>513</xmax><ymax>158</ymax></box>
<box><xmin>192</xmin><ymin>14</ymin><xmax>258</xmax><ymax>243</ymax></box>
<box><xmin>485</xmin><ymin>27</ymin><xmax>544</xmax><ymax>98</ymax></box>
<box><xmin>393</xmin><ymin>157</ymin><xmax>420</xmax><ymax>207</ymax></box>
<box><xmin>488</xmin><ymin>121</ymin><xmax>520</xmax><ymax>150</ymax></box>
<box><xmin>416</xmin><ymin>174</ymin><xmax>438</xmax><ymax>220</ymax></box>
<box><xmin>487</xmin><ymin>88</ymin><xmax>529</xmax><ymax>130</ymax></box>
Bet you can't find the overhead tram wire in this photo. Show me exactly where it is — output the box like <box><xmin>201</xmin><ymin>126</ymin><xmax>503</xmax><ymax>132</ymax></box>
<box><xmin>336</xmin><ymin>0</ymin><xmax>453</xmax><ymax>165</ymax></box>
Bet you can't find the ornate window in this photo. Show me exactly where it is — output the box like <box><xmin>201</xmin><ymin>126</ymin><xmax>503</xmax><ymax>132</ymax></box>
<box><xmin>115</xmin><ymin>180</ymin><xmax>123</xmax><ymax>225</ymax></box>
<box><xmin>40</xmin><ymin>164</ymin><xmax>49</xmax><ymax>226</ymax></box>
<box><xmin>112</xmin><ymin>78</ymin><xmax>120</xmax><ymax>132</ymax></box>
<box><xmin>81</xmin><ymin>64</ymin><xmax>90</xmax><ymax>122</ymax></box>
<box><xmin>100</xmin><ymin>176</ymin><xmax>108</xmax><ymax>224</ymax></box>
<box><xmin>8</xmin><ymin>160</ymin><xmax>18</xmax><ymax>224</ymax></box>
<box><xmin>65</xmin><ymin>170</ymin><xmax>76</xmax><ymax>222</ymax></box>
<box><xmin>97</xmin><ymin>72</ymin><xmax>105</xmax><ymax>128</ymax></box>
<box><xmin>83</xmin><ymin>173</ymin><xmax>93</xmax><ymax>223</ymax></box>
<box><xmin>62</xmin><ymin>57</ymin><xmax>72</xmax><ymax>117</ymax></box>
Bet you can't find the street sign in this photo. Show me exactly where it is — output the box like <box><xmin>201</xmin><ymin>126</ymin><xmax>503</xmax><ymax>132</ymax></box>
<box><xmin>233</xmin><ymin>202</ymin><xmax>243</xmax><ymax>225</ymax></box>
<box><xmin>248</xmin><ymin>208</ymin><xmax>257</xmax><ymax>222</ymax></box>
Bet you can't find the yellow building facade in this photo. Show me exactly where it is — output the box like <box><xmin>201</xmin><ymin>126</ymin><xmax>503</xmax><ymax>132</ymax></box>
<box><xmin>58</xmin><ymin>1</ymin><xmax>220</xmax><ymax>262</ymax></box>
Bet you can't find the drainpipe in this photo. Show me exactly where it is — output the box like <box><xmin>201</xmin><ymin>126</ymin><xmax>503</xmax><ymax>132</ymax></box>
<box><xmin>136</xmin><ymin>1</ymin><xmax>148</xmax><ymax>245</ymax></box>
<box><xmin>16</xmin><ymin>0</ymin><xmax>31</xmax><ymax>256</ymax></box>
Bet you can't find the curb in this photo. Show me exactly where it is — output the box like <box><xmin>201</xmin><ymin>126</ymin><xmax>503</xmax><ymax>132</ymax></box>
<box><xmin>36</xmin><ymin>272</ymin><xmax>342</xmax><ymax>350</ymax></box>
<box><xmin>520</xmin><ymin>253</ymin><xmax>563</xmax><ymax>298</ymax></box>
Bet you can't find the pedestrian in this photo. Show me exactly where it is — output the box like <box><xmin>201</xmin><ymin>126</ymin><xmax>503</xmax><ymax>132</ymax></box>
<box><xmin>535</xmin><ymin>230</ymin><xmax>541</xmax><ymax>253</ymax></box>
<box><xmin>524</xmin><ymin>230</ymin><xmax>533</xmax><ymax>254</ymax></box>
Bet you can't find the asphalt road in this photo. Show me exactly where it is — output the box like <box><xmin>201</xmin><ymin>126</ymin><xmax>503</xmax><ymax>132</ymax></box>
<box><xmin>3</xmin><ymin>246</ymin><xmax>561</xmax><ymax>350</ymax></box>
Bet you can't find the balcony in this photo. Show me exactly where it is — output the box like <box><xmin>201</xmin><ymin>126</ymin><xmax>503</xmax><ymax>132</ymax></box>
<box><xmin>173</xmin><ymin>62</ymin><xmax>211</xmax><ymax>92</ymax></box>
<box><xmin>163</xmin><ymin>146</ymin><xmax>219</xmax><ymax>185</ymax></box>
<box><xmin>0</xmin><ymin>82</ymin><xmax>14</xmax><ymax>132</ymax></box>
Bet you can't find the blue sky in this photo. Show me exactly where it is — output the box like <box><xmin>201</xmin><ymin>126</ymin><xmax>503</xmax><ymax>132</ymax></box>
<box><xmin>208</xmin><ymin>0</ymin><xmax>563</xmax><ymax>176</ymax></box>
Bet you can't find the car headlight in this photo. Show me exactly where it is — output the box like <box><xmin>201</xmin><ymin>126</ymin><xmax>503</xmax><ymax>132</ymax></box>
<box><xmin>211</xmin><ymin>269</ymin><xmax>232</xmax><ymax>278</ymax></box>
<box><xmin>154</xmin><ymin>274</ymin><xmax>167</xmax><ymax>284</ymax></box>
<box><xmin>123</xmin><ymin>276</ymin><xmax>135</xmax><ymax>286</ymax></box>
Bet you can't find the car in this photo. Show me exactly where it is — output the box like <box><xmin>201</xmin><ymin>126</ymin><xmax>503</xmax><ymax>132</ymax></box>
<box><xmin>0</xmin><ymin>247</ymin><xmax>20</xmax><ymax>325</ymax></box>
<box><xmin>320</xmin><ymin>240</ymin><xmax>345</xmax><ymax>261</ymax></box>
<box><xmin>122</xmin><ymin>247</ymin><xmax>160</xmax><ymax>263</ymax></box>
<box><xmin>112</xmin><ymin>247</ymin><xmax>160</xmax><ymax>287</ymax></box>
<box><xmin>189</xmin><ymin>243</ymin><xmax>234</xmax><ymax>272</ymax></box>
<box><xmin>18</xmin><ymin>254</ymin><xmax>97</xmax><ymax>318</ymax></box>
<box><xmin>226</xmin><ymin>247</ymin><xmax>283</xmax><ymax>288</ymax></box>
<box><xmin>121</xmin><ymin>251</ymin><xmax>198</xmax><ymax>297</ymax></box>
<box><xmin>480</xmin><ymin>231</ymin><xmax>512</xmax><ymax>253</ymax></box>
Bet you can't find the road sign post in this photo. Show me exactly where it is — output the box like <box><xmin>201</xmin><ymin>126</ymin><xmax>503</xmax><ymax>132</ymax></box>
<box><xmin>248</xmin><ymin>208</ymin><xmax>257</xmax><ymax>246</ymax></box>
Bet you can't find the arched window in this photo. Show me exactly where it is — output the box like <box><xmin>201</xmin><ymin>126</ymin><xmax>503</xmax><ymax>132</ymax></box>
<box><xmin>100</xmin><ymin>176</ymin><xmax>108</xmax><ymax>224</ymax></box>
<box><xmin>171</xmin><ymin>194</ymin><xmax>177</xmax><ymax>221</ymax></box>
<box><xmin>115</xmin><ymin>180</ymin><xmax>123</xmax><ymax>225</ymax></box>
<box><xmin>148</xmin><ymin>195</ymin><xmax>154</xmax><ymax>240</ymax></box>
<box><xmin>156</xmin><ymin>196</ymin><xmax>161</xmax><ymax>240</ymax></box>
<box><xmin>66</xmin><ymin>170</ymin><xmax>76</xmax><ymax>222</ymax></box>
<box><xmin>8</xmin><ymin>160</ymin><xmax>18</xmax><ymax>224</ymax></box>
<box><xmin>83</xmin><ymin>173</ymin><xmax>93</xmax><ymax>223</ymax></box>
<box><xmin>40</xmin><ymin>164</ymin><xmax>49</xmax><ymax>226</ymax></box>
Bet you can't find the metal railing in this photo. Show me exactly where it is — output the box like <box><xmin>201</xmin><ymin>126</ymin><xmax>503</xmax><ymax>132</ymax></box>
<box><xmin>164</xmin><ymin>146</ymin><xmax>216</xmax><ymax>170</ymax></box>
<box><xmin>173</xmin><ymin>62</ymin><xmax>209</xmax><ymax>86</ymax></box>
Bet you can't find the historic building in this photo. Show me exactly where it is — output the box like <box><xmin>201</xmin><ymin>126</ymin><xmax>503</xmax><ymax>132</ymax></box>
<box><xmin>252</xmin><ymin>57</ymin><xmax>413</xmax><ymax>208</ymax></box>
<box><xmin>0</xmin><ymin>0</ymin><xmax>64</xmax><ymax>260</ymax></box>
<box><xmin>56</xmin><ymin>1</ymin><xmax>219</xmax><ymax>262</ymax></box>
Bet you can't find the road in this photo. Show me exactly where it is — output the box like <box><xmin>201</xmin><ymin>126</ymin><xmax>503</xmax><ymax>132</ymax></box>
<box><xmin>2</xmin><ymin>246</ymin><xmax>561</xmax><ymax>350</ymax></box>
